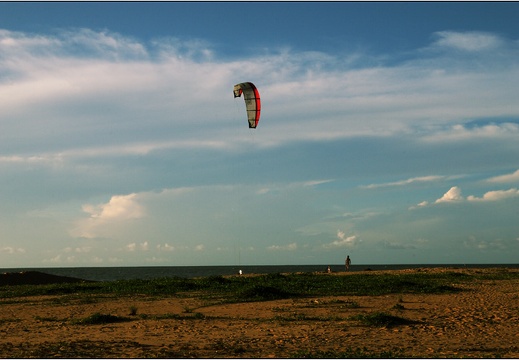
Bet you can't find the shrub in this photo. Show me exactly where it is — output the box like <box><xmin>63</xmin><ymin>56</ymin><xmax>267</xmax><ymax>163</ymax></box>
<box><xmin>73</xmin><ymin>313</ymin><xmax>129</xmax><ymax>325</ymax></box>
<box><xmin>351</xmin><ymin>312</ymin><xmax>417</xmax><ymax>328</ymax></box>
<box><xmin>129</xmin><ymin>306</ymin><xmax>138</xmax><ymax>316</ymax></box>
<box><xmin>236</xmin><ymin>285</ymin><xmax>294</xmax><ymax>301</ymax></box>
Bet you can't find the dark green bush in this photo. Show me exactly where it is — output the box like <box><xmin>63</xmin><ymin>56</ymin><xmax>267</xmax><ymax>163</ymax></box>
<box><xmin>351</xmin><ymin>312</ymin><xmax>418</xmax><ymax>327</ymax></box>
<box><xmin>73</xmin><ymin>313</ymin><xmax>129</xmax><ymax>325</ymax></box>
<box><xmin>236</xmin><ymin>285</ymin><xmax>295</xmax><ymax>301</ymax></box>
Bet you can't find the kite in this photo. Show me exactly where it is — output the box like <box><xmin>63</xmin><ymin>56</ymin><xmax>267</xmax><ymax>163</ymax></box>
<box><xmin>233</xmin><ymin>82</ymin><xmax>261</xmax><ymax>129</ymax></box>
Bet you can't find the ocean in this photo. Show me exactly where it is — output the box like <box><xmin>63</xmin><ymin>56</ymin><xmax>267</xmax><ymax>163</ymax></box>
<box><xmin>1</xmin><ymin>264</ymin><xmax>517</xmax><ymax>282</ymax></box>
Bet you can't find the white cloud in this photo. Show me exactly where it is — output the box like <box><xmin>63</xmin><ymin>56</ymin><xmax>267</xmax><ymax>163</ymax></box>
<box><xmin>464</xmin><ymin>235</ymin><xmax>508</xmax><ymax>251</ymax></box>
<box><xmin>254</xmin><ymin>179</ymin><xmax>333</xmax><ymax>196</ymax></box>
<box><xmin>43</xmin><ymin>254</ymin><xmax>76</xmax><ymax>264</ymax></box>
<box><xmin>435</xmin><ymin>186</ymin><xmax>464</xmax><ymax>203</ymax></box>
<box><xmin>302</xmin><ymin>179</ymin><xmax>334</xmax><ymax>187</ymax></box>
<box><xmin>409</xmin><ymin>201</ymin><xmax>429</xmax><ymax>210</ymax></box>
<box><xmin>267</xmin><ymin>242</ymin><xmax>297</xmax><ymax>251</ymax></box>
<box><xmin>487</xmin><ymin>169</ymin><xmax>519</xmax><ymax>184</ymax></box>
<box><xmin>82</xmin><ymin>193</ymin><xmax>144</xmax><ymax>220</ymax></box>
<box><xmin>415</xmin><ymin>186</ymin><xmax>519</xmax><ymax>208</ymax></box>
<box><xmin>127</xmin><ymin>241</ymin><xmax>149</xmax><ymax>252</ymax></box>
<box><xmin>1</xmin><ymin>28</ymin><xmax>519</xmax><ymax>162</ymax></box>
<box><xmin>362</xmin><ymin>175</ymin><xmax>450</xmax><ymax>189</ymax></box>
<box><xmin>383</xmin><ymin>241</ymin><xmax>418</xmax><ymax>250</ymax></box>
<box><xmin>422</xmin><ymin>123</ymin><xmax>519</xmax><ymax>143</ymax></box>
<box><xmin>0</xmin><ymin>246</ymin><xmax>26</xmax><ymax>254</ymax></box>
<box><xmin>256</xmin><ymin>188</ymin><xmax>270</xmax><ymax>195</ymax></box>
<box><xmin>71</xmin><ymin>193</ymin><xmax>145</xmax><ymax>238</ymax></box>
<box><xmin>0</xmin><ymin>28</ymin><xmax>147</xmax><ymax>59</ymax></box>
<box><xmin>157</xmin><ymin>243</ymin><xmax>175</xmax><ymax>252</ymax></box>
<box><xmin>467</xmin><ymin>188</ymin><xmax>519</xmax><ymax>202</ymax></box>
<box><xmin>432</xmin><ymin>31</ymin><xmax>504</xmax><ymax>52</ymax></box>
<box><xmin>63</xmin><ymin>246</ymin><xmax>91</xmax><ymax>253</ymax></box>
<box><xmin>323</xmin><ymin>230</ymin><xmax>358</xmax><ymax>249</ymax></box>
<box><xmin>0</xmin><ymin>154</ymin><xmax>64</xmax><ymax>166</ymax></box>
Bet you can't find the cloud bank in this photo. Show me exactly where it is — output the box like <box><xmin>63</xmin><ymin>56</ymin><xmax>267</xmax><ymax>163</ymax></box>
<box><xmin>2</xmin><ymin>28</ymin><xmax>519</xmax><ymax>161</ymax></box>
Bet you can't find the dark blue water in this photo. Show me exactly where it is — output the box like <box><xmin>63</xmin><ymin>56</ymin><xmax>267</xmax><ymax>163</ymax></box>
<box><xmin>1</xmin><ymin>264</ymin><xmax>517</xmax><ymax>282</ymax></box>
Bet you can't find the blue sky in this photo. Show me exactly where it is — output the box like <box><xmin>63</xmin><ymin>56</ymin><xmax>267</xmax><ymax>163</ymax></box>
<box><xmin>1</xmin><ymin>2</ymin><xmax>519</xmax><ymax>268</ymax></box>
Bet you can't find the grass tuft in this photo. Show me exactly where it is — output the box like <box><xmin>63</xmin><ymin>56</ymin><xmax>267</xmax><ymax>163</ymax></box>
<box><xmin>392</xmin><ymin>303</ymin><xmax>405</xmax><ymax>310</ymax></box>
<box><xmin>236</xmin><ymin>284</ymin><xmax>295</xmax><ymax>301</ymax></box>
<box><xmin>73</xmin><ymin>312</ymin><xmax>130</xmax><ymax>325</ymax></box>
<box><xmin>351</xmin><ymin>312</ymin><xmax>418</xmax><ymax>327</ymax></box>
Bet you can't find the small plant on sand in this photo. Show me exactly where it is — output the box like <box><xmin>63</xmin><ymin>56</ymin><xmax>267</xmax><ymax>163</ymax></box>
<box><xmin>210</xmin><ymin>339</ymin><xmax>246</xmax><ymax>355</ymax></box>
<box><xmin>192</xmin><ymin>312</ymin><xmax>205</xmax><ymax>319</ymax></box>
<box><xmin>0</xmin><ymin>318</ymin><xmax>20</xmax><ymax>325</ymax></box>
<box><xmin>351</xmin><ymin>312</ymin><xmax>416</xmax><ymax>328</ymax></box>
<box><xmin>182</xmin><ymin>305</ymin><xmax>194</xmax><ymax>313</ymax></box>
<box><xmin>129</xmin><ymin>306</ymin><xmax>138</xmax><ymax>316</ymax></box>
<box><xmin>73</xmin><ymin>312</ymin><xmax>129</xmax><ymax>325</ymax></box>
<box><xmin>34</xmin><ymin>316</ymin><xmax>62</xmax><ymax>322</ymax></box>
<box><xmin>236</xmin><ymin>284</ymin><xmax>295</xmax><ymax>301</ymax></box>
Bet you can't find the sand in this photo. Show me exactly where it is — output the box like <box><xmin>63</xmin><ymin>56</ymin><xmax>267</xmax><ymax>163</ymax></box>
<box><xmin>1</xmin><ymin>268</ymin><xmax>518</xmax><ymax>358</ymax></box>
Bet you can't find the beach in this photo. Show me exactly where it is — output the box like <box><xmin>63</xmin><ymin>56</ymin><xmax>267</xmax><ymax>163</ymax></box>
<box><xmin>1</xmin><ymin>267</ymin><xmax>518</xmax><ymax>358</ymax></box>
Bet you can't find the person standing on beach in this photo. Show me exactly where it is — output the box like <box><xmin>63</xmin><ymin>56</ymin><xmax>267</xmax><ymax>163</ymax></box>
<box><xmin>345</xmin><ymin>256</ymin><xmax>351</xmax><ymax>271</ymax></box>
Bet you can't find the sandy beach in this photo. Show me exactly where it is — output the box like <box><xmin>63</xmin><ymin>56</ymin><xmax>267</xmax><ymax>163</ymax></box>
<box><xmin>1</xmin><ymin>267</ymin><xmax>518</xmax><ymax>358</ymax></box>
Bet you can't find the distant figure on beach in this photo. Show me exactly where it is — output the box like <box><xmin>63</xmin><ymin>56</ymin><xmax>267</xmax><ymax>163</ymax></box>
<box><xmin>345</xmin><ymin>256</ymin><xmax>351</xmax><ymax>271</ymax></box>
<box><xmin>327</xmin><ymin>266</ymin><xmax>331</xmax><ymax>273</ymax></box>
<box><xmin>239</xmin><ymin>269</ymin><xmax>243</xmax><ymax>275</ymax></box>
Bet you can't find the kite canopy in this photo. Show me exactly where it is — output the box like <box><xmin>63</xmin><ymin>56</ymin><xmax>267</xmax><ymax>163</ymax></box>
<box><xmin>233</xmin><ymin>82</ymin><xmax>261</xmax><ymax>129</ymax></box>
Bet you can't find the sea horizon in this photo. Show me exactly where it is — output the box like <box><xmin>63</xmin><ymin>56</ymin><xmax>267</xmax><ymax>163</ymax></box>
<box><xmin>1</xmin><ymin>263</ymin><xmax>518</xmax><ymax>282</ymax></box>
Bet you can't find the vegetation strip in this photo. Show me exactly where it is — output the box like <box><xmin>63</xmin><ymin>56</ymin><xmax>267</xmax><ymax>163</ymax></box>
<box><xmin>4</xmin><ymin>269</ymin><xmax>516</xmax><ymax>301</ymax></box>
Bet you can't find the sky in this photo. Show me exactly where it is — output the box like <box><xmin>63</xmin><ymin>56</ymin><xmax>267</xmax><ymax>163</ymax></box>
<box><xmin>1</xmin><ymin>2</ymin><xmax>519</xmax><ymax>268</ymax></box>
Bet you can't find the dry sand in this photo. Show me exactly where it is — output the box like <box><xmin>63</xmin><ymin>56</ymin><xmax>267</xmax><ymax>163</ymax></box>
<box><xmin>1</xmin><ymin>268</ymin><xmax>518</xmax><ymax>358</ymax></box>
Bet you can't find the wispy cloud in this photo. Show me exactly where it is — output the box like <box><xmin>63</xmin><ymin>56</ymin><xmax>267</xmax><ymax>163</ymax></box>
<box><xmin>422</xmin><ymin>123</ymin><xmax>519</xmax><ymax>143</ymax></box>
<box><xmin>412</xmin><ymin>186</ymin><xmax>519</xmax><ymax>208</ymax></box>
<box><xmin>0</xmin><ymin>246</ymin><xmax>26</xmax><ymax>254</ymax></box>
<box><xmin>464</xmin><ymin>235</ymin><xmax>508</xmax><ymax>251</ymax></box>
<box><xmin>63</xmin><ymin>246</ymin><xmax>91</xmax><ymax>253</ymax></box>
<box><xmin>486</xmin><ymin>169</ymin><xmax>519</xmax><ymax>183</ymax></box>
<box><xmin>432</xmin><ymin>31</ymin><xmax>505</xmax><ymax>52</ymax></box>
<box><xmin>361</xmin><ymin>175</ymin><xmax>453</xmax><ymax>189</ymax></box>
<box><xmin>467</xmin><ymin>188</ymin><xmax>519</xmax><ymax>202</ymax></box>
<box><xmin>255</xmin><ymin>179</ymin><xmax>333</xmax><ymax>195</ymax></box>
<box><xmin>43</xmin><ymin>254</ymin><xmax>76</xmax><ymax>264</ymax></box>
<box><xmin>1</xmin><ymin>28</ymin><xmax>519</xmax><ymax>161</ymax></box>
<box><xmin>267</xmin><ymin>242</ymin><xmax>297</xmax><ymax>251</ymax></box>
<box><xmin>408</xmin><ymin>201</ymin><xmax>429</xmax><ymax>210</ymax></box>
